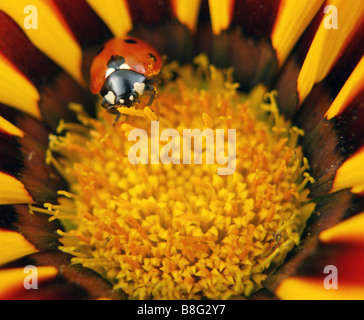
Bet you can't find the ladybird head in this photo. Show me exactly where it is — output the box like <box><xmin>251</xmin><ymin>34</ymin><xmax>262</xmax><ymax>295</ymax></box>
<box><xmin>100</xmin><ymin>69</ymin><xmax>147</xmax><ymax>107</ymax></box>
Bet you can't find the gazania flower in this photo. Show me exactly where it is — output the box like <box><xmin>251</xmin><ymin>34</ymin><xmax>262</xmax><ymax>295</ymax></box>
<box><xmin>0</xmin><ymin>0</ymin><xmax>363</xmax><ymax>300</ymax></box>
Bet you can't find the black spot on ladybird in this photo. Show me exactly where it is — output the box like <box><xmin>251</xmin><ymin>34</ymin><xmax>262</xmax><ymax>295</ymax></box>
<box><xmin>107</xmin><ymin>55</ymin><xmax>126</xmax><ymax>69</ymax></box>
<box><xmin>148</xmin><ymin>53</ymin><xmax>156</xmax><ymax>62</ymax></box>
<box><xmin>96</xmin><ymin>45</ymin><xmax>105</xmax><ymax>55</ymax></box>
<box><xmin>124</xmin><ymin>39</ymin><xmax>137</xmax><ymax>44</ymax></box>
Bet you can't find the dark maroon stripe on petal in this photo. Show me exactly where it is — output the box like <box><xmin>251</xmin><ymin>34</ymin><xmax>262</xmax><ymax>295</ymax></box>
<box><xmin>0</xmin><ymin>204</ymin><xmax>61</xmax><ymax>251</ymax></box>
<box><xmin>292</xmin><ymin>88</ymin><xmax>346</xmax><ymax>195</ymax></box>
<box><xmin>14</xmin><ymin>205</ymin><xmax>62</xmax><ymax>251</ymax></box>
<box><xmin>0</xmin><ymin>132</ymin><xmax>24</xmax><ymax>176</ymax></box>
<box><xmin>126</xmin><ymin>0</ymin><xmax>196</xmax><ymax>65</ymax></box>
<box><xmin>263</xmin><ymin>236</ymin><xmax>320</xmax><ymax>293</ymax></box>
<box><xmin>126</xmin><ymin>0</ymin><xmax>173</xmax><ymax>26</ymax></box>
<box><xmin>272</xmin><ymin>58</ymin><xmax>300</xmax><ymax>117</ymax></box>
<box><xmin>38</xmin><ymin>72</ymin><xmax>96</xmax><ymax>129</ymax></box>
<box><xmin>211</xmin><ymin>31</ymin><xmax>278</xmax><ymax>91</ymax></box>
<box><xmin>5</xmin><ymin>278</ymin><xmax>88</xmax><ymax>300</ymax></box>
<box><xmin>19</xmin><ymin>136</ymin><xmax>67</xmax><ymax>203</ymax></box>
<box><xmin>195</xmin><ymin>0</ymin><xmax>213</xmax><ymax>58</ymax></box>
<box><xmin>0</xmin><ymin>104</ymin><xmax>50</xmax><ymax>146</ymax></box>
<box><xmin>0</xmin><ymin>131</ymin><xmax>66</xmax><ymax>203</ymax></box>
<box><xmin>305</xmin><ymin>190</ymin><xmax>354</xmax><ymax>237</ymax></box>
<box><xmin>271</xmin><ymin>4</ymin><xmax>325</xmax><ymax>117</ymax></box>
<box><xmin>0</xmin><ymin>11</ymin><xmax>60</xmax><ymax>88</ymax></box>
<box><xmin>209</xmin><ymin>1</ymin><xmax>282</xmax><ymax>91</ymax></box>
<box><xmin>249</xmin><ymin>288</ymin><xmax>278</xmax><ymax>300</ymax></box>
<box><xmin>294</xmin><ymin>81</ymin><xmax>364</xmax><ymax>181</ymax></box>
<box><xmin>292</xmin><ymin>3</ymin><xmax>325</xmax><ymax>64</ymax></box>
<box><xmin>292</xmin><ymin>89</ymin><xmax>362</xmax><ymax>200</ymax></box>
<box><xmin>231</xmin><ymin>0</ymin><xmax>280</xmax><ymax>40</ymax></box>
<box><xmin>129</xmin><ymin>23</ymin><xmax>195</xmax><ymax>65</ymax></box>
<box><xmin>51</xmin><ymin>0</ymin><xmax>113</xmax><ymax>48</ymax></box>
<box><xmin>334</xmin><ymin>92</ymin><xmax>364</xmax><ymax>155</ymax></box>
<box><xmin>30</xmin><ymin>251</ymin><xmax>126</xmax><ymax>299</ymax></box>
<box><xmin>298</xmin><ymin>116</ymin><xmax>344</xmax><ymax>197</ymax></box>
<box><xmin>321</xmin><ymin>20</ymin><xmax>364</xmax><ymax>96</ymax></box>
<box><xmin>198</xmin><ymin>0</ymin><xmax>211</xmax><ymax>25</ymax></box>
<box><xmin>60</xmin><ymin>264</ymin><xmax>127</xmax><ymax>299</ymax></box>
<box><xmin>0</xmin><ymin>205</ymin><xmax>18</xmax><ymax>230</ymax></box>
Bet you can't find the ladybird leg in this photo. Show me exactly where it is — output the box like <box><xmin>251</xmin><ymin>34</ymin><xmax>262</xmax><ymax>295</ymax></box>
<box><xmin>146</xmin><ymin>79</ymin><xmax>157</xmax><ymax>85</ymax></box>
<box><xmin>101</xmin><ymin>98</ymin><xmax>111</xmax><ymax>109</ymax></box>
<box><xmin>144</xmin><ymin>83</ymin><xmax>157</xmax><ymax>107</ymax></box>
<box><xmin>113</xmin><ymin>112</ymin><xmax>122</xmax><ymax>126</ymax></box>
<box><xmin>106</xmin><ymin>105</ymin><xmax>119</xmax><ymax>114</ymax></box>
<box><xmin>145</xmin><ymin>82</ymin><xmax>155</xmax><ymax>92</ymax></box>
<box><xmin>147</xmin><ymin>88</ymin><xmax>158</xmax><ymax>107</ymax></box>
<box><xmin>147</xmin><ymin>91</ymin><xmax>155</xmax><ymax>106</ymax></box>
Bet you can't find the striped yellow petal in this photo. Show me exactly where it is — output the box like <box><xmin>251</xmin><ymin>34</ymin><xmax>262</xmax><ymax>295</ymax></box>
<box><xmin>0</xmin><ymin>0</ymin><xmax>84</xmax><ymax>84</ymax></box>
<box><xmin>319</xmin><ymin>212</ymin><xmax>364</xmax><ymax>244</ymax></box>
<box><xmin>171</xmin><ymin>0</ymin><xmax>202</xmax><ymax>32</ymax></box>
<box><xmin>208</xmin><ymin>0</ymin><xmax>235</xmax><ymax>35</ymax></box>
<box><xmin>325</xmin><ymin>55</ymin><xmax>364</xmax><ymax>120</ymax></box>
<box><xmin>276</xmin><ymin>277</ymin><xmax>364</xmax><ymax>300</ymax></box>
<box><xmin>297</xmin><ymin>0</ymin><xmax>364</xmax><ymax>103</ymax></box>
<box><xmin>0</xmin><ymin>53</ymin><xmax>41</xmax><ymax>119</ymax></box>
<box><xmin>272</xmin><ymin>0</ymin><xmax>325</xmax><ymax>67</ymax></box>
<box><xmin>0</xmin><ymin>266</ymin><xmax>58</xmax><ymax>299</ymax></box>
<box><xmin>0</xmin><ymin>115</ymin><xmax>25</xmax><ymax>137</ymax></box>
<box><xmin>0</xmin><ymin>172</ymin><xmax>34</xmax><ymax>205</ymax></box>
<box><xmin>86</xmin><ymin>0</ymin><xmax>132</xmax><ymax>37</ymax></box>
<box><xmin>0</xmin><ymin>229</ymin><xmax>38</xmax><ymax>266</ymax></box>
<box><xmin>331</xmin><ymin>147</ymin><xmax>364</xmax><ymax>194</ymax></box>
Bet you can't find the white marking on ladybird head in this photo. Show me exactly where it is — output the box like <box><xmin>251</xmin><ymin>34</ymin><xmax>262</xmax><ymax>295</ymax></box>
<box><xmin>129</xmin><ymin>95</ymin><xmax>134</xmax><ymax>101</ymax></box>
<box><xmin>119</xmin><ymin>63</ymin><xmax>131</xmax><ymax>70</ymax></box>
<box><xmin>119</xmin><ymin>98</ymin><xmax>125</xmax><ymax>105</ymax></box>
<box><xmin>133</xmin><ymin>82</ymin><xmax>145</xmax><ymax>96</ymax></box>
<box><xmin>104</xmin><ymin>91</ymin><xmax>116</xmax><ymax>105</ymax></box>
<box><xmin>105</xmin><ymin>67</ymin><xmax>116</xmax><ymax>78</ymax></box>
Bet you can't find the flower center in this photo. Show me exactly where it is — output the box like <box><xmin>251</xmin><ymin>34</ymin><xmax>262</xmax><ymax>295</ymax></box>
<box><xmin>35</xmin><ymin>55</ymin><xmax>315</xmax><ymax>299</ymax></box>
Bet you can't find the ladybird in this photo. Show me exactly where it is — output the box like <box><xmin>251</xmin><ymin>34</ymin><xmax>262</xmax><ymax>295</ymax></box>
<box><xmin>90</xmin><ymin>37</ymin><xmax>163</xmax><ymax>120</ymax></box>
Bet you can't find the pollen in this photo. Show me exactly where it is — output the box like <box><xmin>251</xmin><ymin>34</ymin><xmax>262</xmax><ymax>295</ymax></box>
<box><xmin>39</xmin><ymin>55</ymin><xmax>315</xmax><ymax>299</ymax></box>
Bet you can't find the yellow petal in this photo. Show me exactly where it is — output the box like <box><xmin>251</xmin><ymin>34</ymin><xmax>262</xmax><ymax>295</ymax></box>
<box><xmin>0</xmin><ymin>172</ymin><xmax>34</xmax><ymax>205</ymax></box>
<box><xmin>0</xmin><ymin>0</ymin><xmax>84</xmax><ymax>84</ymax></box>
<box><xmin>297</xmin><ymin>0</ymin><xmax>364</xmax><ymax>104</ymax></box>
<box><xmin>0</xmin><ymin>229</ymin><xmax>38</xmax><ymax>266</ymax></box>
<box><xmin>276</xmin><ymin>277</ymin><xmax>364</xmax><ymax>300</ymax></box>
<box><xmin>0</xmin><ymin>266</ymin><xmax>58</xmax><ymax>299</ymax></box>
<box><xmin>208</xmin><ymin>0</ymin><xmax>235</xmax><ymax>35</ymax></box>
<box><xmin>0</xmin><ymin>53</ymin><xmax>41</xmax><ymax>119</ymax></box>
<box><xmin>272</xmin><ymin>0</ymin><xmax>325</xmax><ymax>67</ymax></box>
<box><xmin>319</xmin><ymin>212</ymin><xmax>364</xmax><ymax>244</ymax></box>
<box><xmin>0</xmin><ymin>116</ymin><xmax>25</xmax><ymax>137</ymax></box>
<box><xmin>171</xmin><ymin>0</ymin><xmax>202</xmax><ymax>32</ymax></box>
<box><xmin>325</xmin><ymin>55</ymin><xmax>364</xmax><ymax>119</ymax></box>
<box><xmin>331</xmin><ymin>147</ymin><xmax>364</xmax><ymax>194</ymax></box>
<box><xmin>86</xmin><ymin>0</ymin><xmax>132</xmax><ymax>37</ymax></box>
